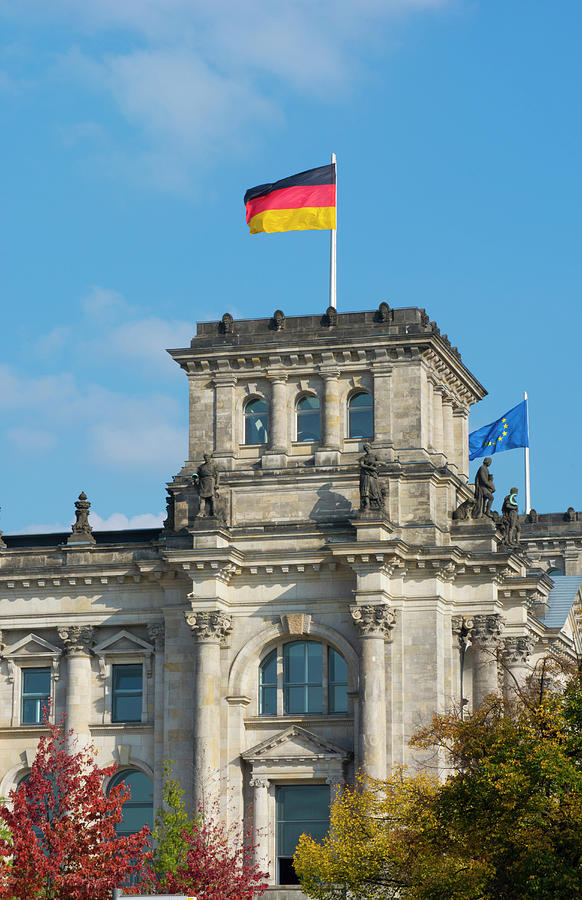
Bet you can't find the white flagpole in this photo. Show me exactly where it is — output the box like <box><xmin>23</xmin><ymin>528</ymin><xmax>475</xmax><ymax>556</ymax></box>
<box><xmin>329</xmin><ymin>152</ymin><xmax>337</xmax><ymax>309</ymax></box>
<box><xmin>524</xmin><ymin>390</ymin><xmax>531</xmax><ymax>513</ymax></box>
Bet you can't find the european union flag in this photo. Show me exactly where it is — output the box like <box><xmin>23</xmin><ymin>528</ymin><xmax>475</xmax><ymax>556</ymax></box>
<box><xmin>469</xmin><ymin>400</ymin><xmax>529</xmax><ymax>460</ymax></box>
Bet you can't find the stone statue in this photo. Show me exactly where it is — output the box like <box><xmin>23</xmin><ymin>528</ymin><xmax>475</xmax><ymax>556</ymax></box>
<box><xmin>195</xmin><ymin>453</ymin><xmax>220</xmax><ymax>518</ymax></box>
<box><xmin>220</xmin><ymin>312</ymin><xmax>234</xmax><ymax>334</ymax></box>
<box><xmin>473</xmin><ymin>457</ymin><xmax>495</xmax><ymax>518</ymax></box>
<box><xmin>452</xmin><ymin>497</ymin><xmax>475</xmax><ymax>521</ymax></box>
<box><xmin>359</xmin><ymin>443</ymin><xmax>385</xmax><ymax>512</ymax></box>
<box><xmin>163</xmin><ymin>489</ymin><xmax>175</xmax><ymax>531</ymax></box>
<box><xmin>377</xmin><ymin>301</ymin><xmax>391</xmax><ymax>323</ymax></box>
<box><xmin>498</xmin><ymin>487</ymin><xmax>520</xmax><ymax>547</ymax></box>
<box><xmin>272</xmin><ymin>309</ymin><xmax>286</xmax><ymax>331</ymax></box>
<box><xmin>72</xmin><ymin>492</ymin><xmax>93</xmax><ymax>535</ymax></box>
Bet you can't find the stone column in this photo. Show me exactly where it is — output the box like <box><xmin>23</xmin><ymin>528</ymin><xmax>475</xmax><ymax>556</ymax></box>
<box><xmin>350</xmin><ymin>604</ymin><xmax>397</xmax><ymax>779</ymax></box>
<box><xmin>453</xmin><ymin>407</ymin><xmax>469</xmax><ymax>480</ymax></box>
<box><xmin>268</xmin><ymin>374</ymin><xmax>288</xmax><ymax>453</ymax></box>
<box><xmin>321</xmin><ymin>371</ymin><xmax>340</xmax><ymax>449</ymax></box>
<box><xmin>185</xmin><ymin>610</ymin><xmax>232</xmax><ymax>809</ymax></box>
<box><xmin>451</xmin><ymin>616</ymin><xmax>473</xmax><ymax>710</ymax></box>
<box><xmin>213</xmin><ymin>375</ymin><xmax>237</xmax><ymax>467</ymax></box>
<box><xmin>432</xmin><ymin>385</ymin><xmax>444</xmax><ymax>454</ymax></box>
<box><xmin>147</xmin><ymin>623</ymin><xmax>165</xmax><ymax>813</ymax></box>
<box><xmin>58</xmin><ymin>625</ymin><xmax>94</xmax><ymax>749</ymax></box>
<box><xmin>442</xmin><ymin>396</ymin><xmax>455</xmax><ymax>470</ymax></box>
<box><xmin>471</xmin><ymin>615</ymin><xmax>505</xmax><ymax>708</ymax></box>
<box><xmin>503</xmin><ymin>634</ymin><xmax>536</xmax><ymax>698</ymax></box>
<box><xmin>250</xmin><ymin>775</ymin><xmax>270</xmax><ymax>878</ymax></box>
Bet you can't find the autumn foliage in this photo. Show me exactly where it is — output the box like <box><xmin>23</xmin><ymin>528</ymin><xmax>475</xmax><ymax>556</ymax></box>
<box><xmin>0</xmin><ymin>722</ymin><xmax>150</xmax><ymax>900</ymax></box>
<box><xmin>295</xmin><ymin>665</ymin><xmax>582</xmax><ymax>900</ymax></box>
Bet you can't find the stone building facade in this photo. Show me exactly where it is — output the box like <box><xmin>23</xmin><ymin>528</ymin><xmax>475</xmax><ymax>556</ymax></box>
<box><xmin>0</xmin><ymin>304</ymin><xmax>581</xmax><ymax>898</ymax></box>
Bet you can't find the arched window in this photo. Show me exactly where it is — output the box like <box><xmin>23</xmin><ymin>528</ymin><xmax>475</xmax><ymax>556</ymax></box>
<box><xmin>348</xmin><ymin>391</ymin><xmax>373</xmax><ymax>439</ymax></box>
<box><xmin>108</xmin><ymin>769</ymin><xmax>153</xmax><ymax>837</ymax></box>
<box><xmin>296</xmin><ymin>396</ymin><xmax>320</xmax><ymax>442</ymax></box>
<box><xmin>259</xmin><ymin>641</ymin><xmax>348</xmax><ymax>716</ymax></box>
<box><xmin>244</xmin><ymin>398</ymin><xmax>268</xmax><ymax>445</ymax></box>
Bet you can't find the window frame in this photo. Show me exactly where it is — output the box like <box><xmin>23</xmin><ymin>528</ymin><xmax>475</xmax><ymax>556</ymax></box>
<box><xmin>93</xmin><ymin>630</ymin><xmax>154</xmax><ymax>725</ymax></box>
<box><xmin>347</xmin><ymin>390</ymin><xmax>374</xmax><ymax>440</ymax></box>
<box><xmin>243</xmin><ymin>396</ymin><xmax>269</xmax><ymax>446</ymax></box>
<box><xmin>21</xmin><ymin>666</ymin><xmax>52</xmax><ymax>726</ymax></box>
<box><xmin>107</xmin><ymin>768</ymin><xmax>154</xmax><ymax>837</ymax></box>
<box><xmin>111</xmin><ymin>663</ymin><xmax>144</xmax><ymax>724</ymax></box>
<box><xmin>258</xmin><ymin>639</ymin><xmax>350</xmax><ymax>718</ymax></box>
<box><xmin>1</xmin><ymin>634</ymin><xmax>62</xmax><ymax>728</ymax></box>
<box><xmin>295</xmin><ymin>394</ymin><xmax>321</xmax><ymax>443</ymax></box>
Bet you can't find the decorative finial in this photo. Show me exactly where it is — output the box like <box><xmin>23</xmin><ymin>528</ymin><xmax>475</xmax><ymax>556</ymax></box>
<box><xmin>68</xmin><ymin>491</ymin><xmax>96</xmax><ymax>545</ymax></box>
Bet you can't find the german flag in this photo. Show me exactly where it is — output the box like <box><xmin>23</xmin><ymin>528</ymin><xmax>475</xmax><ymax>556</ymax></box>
<box><xmin>244</xmin><ymin>163</ymin><xmax>336</xmax><ymax>235</ymax></box>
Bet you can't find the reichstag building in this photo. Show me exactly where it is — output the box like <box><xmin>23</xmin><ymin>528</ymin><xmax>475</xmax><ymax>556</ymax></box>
<box><xmin>1</xmin><ymin>304</ymin><xmax>581</xmax><ymax>899</ymax></box>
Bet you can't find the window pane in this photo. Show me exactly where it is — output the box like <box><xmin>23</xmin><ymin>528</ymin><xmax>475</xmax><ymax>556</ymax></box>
<box><xmin>350</xmin><ymin>392</ymin><xmax>371</xmax><ymax>409</ymax></box>
<box><xmin>307</xmin><ymin>685</ymin><xmax>323</xmax><ymax>713</ymax></box>
<box><xmin>109</xmin><ymin>770</ymin><xmax>153</xmax><ymax>836</ymax></box>
<box><xmin>260</xmin><ymin>650</ymin><xmax>277</xmax><ymax>685</ymax></box>
<box><xmin>328</xmin><ymin>648</ymin><xmax>348</xmax><ymax>683</ymax></box>
<box><xmin>22</xmin><ymin>698</ymin><xmax>41</xmax><ymax>725</ymax></box>
<box><xmin>245</xmin><ymin>399</ymin><xmax>269</xmax><ymax>444</ymax></box>
<box><xmin>113</xmin><ymin>665</ymin><xmax>142</xmax><ymax>691</ymax></box>
<box><xmin>307</xmin><ymin>642</ymin><xmax>322</xmax><ymax>681</ymax></box>
<box><xmin>284</xmin><ymin>642</ymin><xmax>306</xmax><ymax>684</ymax></box>
<box><xmin>277</xmin><ymin>785</ymin><xmax>330</xmax><ymax>856</ymax></box>
<box><xmin>23</xmin><ymin>669</ymin><xmax>51</xmax><ymax>694</ymax></box>
<box><xmin>329</xmin><ymin>684</ymin><xmax>348</xmax><ymax>714</ymax></box>
<box><xmin>113</xmin><ymin>694</ymin><xmax>142</xmax><ymax>723</ymax></box>
<box><xmin>285</xmin><ymin>685</ymin><xmax>306</xmax><ymax>714</ymax></box>
<box><xmin>297</xmin><ymin>396</ymin><xmax>320</xmax><ymax>442</ymax></box>
<box><xmin>260</xmin><ymin>685</ymin><xmax>277</xmax><ymax>715</ymax></box>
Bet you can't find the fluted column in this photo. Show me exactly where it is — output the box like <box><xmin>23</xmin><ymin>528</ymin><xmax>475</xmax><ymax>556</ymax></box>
<box><xmin>321</xmin><ymin>371</ymin><xmax>340</xmax><ymax>449</ymax></box>
<box><xmin>147</xmin><ymin>623</ymin><xmax>165</xmax><ymax>813</ymax></box>
<box><xmin>268</xmin><ymin>374</ymin><xmax>288</xmax><ymax>453</ymax></box>
<box><xmin>185</xmin><ymin>610</ymin><xmax>232</xmax><ymax>809</ymax></box>
<box><xmin>432</xmin><ymin>385</ymin><xmax>444</xmax><ymax>454</ymax></box>
<box><xmin>58</xmin><ymin>625</ymin><xmax>94</xmax><ymax>748</ymax></box>
<box><xmin>503</xmin><ymin>634</ymin><xmax>536</xmax><ymax>698</ymax></box>
<box><xmin>372</xmin><ymin>365</ymin><xmax>392</xmax><ymax>446</ymax></box>
<box><xmin>471</xmin><ymin>615</ymin><xmax>505</xmax><ymax>708</ymax></box>
<box><xmin>350</xmin><ymin>604</ymin><xmax>397</xmax><ymax>779</ymax></box>
<box><xmin>250</xmin><ymin>775</ymin><xmax>270</xmax><ymax>878</ymax></box>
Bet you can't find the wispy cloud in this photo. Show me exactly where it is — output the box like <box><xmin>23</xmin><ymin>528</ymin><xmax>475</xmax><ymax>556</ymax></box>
<box><xmin>15</xmin><ymin>510</ymin><xmax>164</xmax><ymax>535</ymax></box>
<box><xmin>0</xmin><ymin>0</ymin><xmax>452</xmax><ymax>190</ymax></box>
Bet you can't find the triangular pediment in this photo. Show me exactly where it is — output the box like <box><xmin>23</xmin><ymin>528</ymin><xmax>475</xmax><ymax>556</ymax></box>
<box><xmin>242</xmin><ymin>725</ymin><xmax>350</xmax><ymax>763</ymax></box>
<box><xmin>3</xmin><ymin>633</ymin><xmax>61</xmax><ymax>657</ymax></box>
<box><xmin>93</xmin><ymin>630</ymin><xmax>153</xmax><ymax>655</ymax></box>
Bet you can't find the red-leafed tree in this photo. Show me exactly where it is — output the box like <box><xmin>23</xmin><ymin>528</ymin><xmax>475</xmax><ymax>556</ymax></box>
<box><xmin>0</xmin><ymin>721</ymin><xmax>151</xmax><ymax>900</ymax></box>
<box><xmin>158</xmin><ymin>812</ymin><xmax>268</xmax><ymax>900</ymax></box>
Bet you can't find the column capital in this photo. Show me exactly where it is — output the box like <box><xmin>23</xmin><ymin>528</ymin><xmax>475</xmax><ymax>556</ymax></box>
<box><xmin>58</xmin><ymin>625</ymin><xmax>94</xmax><ymax>655</ymax></box>
<box><xmin>185</xmin><ymin>609</ymin><xmax>233</xmax><ymax>643</ymax></box>
<box><xmin>350</xmin><ymin>603</ymin><xmax>397</xmax><ymax>639</ymax></box>
<box><xmin>503</xmin><ymin>634</ymin><xmax>536</xmax><ymax>665</ymax></box>
<box><xmin>266</xmin><ymin>371</ymin><xmax>288</xmax><ymax>384</ymax></box>
<box><xmin>212</xmin><ymin>374</ymin><xmax>237</xmax><ymax>387</ymax></box>
<box><xmin>320</xmin><ymin>369</ymin><xmax>340</xmax><ymax>380</ymax></box>
<box><xmin>471</xmin><ymin>614</ymin><xmax>505</xmax><ymax>650</ymax></box>
<box><xmin>250</xmin><ymin>775</ymin><xmax>269</xmax><ymax>789</ymax></box>
<box><xmin>451</xmin><ymin>615</ymin><xmax>473</xmax><ymax>650</ymax></box>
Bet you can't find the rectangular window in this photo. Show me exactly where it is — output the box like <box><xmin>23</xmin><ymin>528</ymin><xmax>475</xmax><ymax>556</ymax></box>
<box><xmin>21</xmin><ymin>667</ymin><xmax>51</xmax><ymax>725</ymax></box>
<box><xmin>112</xmin><ymin>664</ymin><xmax>143</xmax><ymax>723</ymax></box>
<box><xmin>276</xmin><ymin>784</ymin><xmax>330</xmax><ymax>885</ymax></box>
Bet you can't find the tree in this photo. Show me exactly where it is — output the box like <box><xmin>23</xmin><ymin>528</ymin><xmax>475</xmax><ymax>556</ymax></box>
<box><xmin>151</xmin><ymin>760</ymin><xmax>200</xmax><ymax>883</ymax></box>
<box><xmin>140</xmin><ymin>763</ymin><xmax>268</xmax><ymax>899</ymax></box>
<box><xmin>0</xmin><ymin>721</ymin><xmax>151</xmax><ymax>900</ymax></box>
<box><xmin>295</xmin><ymin>667</ymin><xmax>582</xmax><ymax>900</ymax></box>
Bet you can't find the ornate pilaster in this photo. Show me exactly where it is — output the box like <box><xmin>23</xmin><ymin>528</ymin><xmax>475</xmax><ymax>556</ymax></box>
<box><xmin>350</xmin><ymin>603</ymin><xmax>397</xmax><ymax>778</ymax></box>
<box><xmin>186</xmin><ymin>609</ymin><xmax>233</xmax><ymax>807</ymax></box>
<box><xmin>58</xmin><ymin>625</ymin><xmax>94</xmax><ymax>746</ymax></box>
<box><xmin>147</xmin><ymin>623</ymin><xmax>165</xmax><ymax>811</ymax></box>
<box><xmin>471</xmin><ymin>614</ymin><xmax>505</xmax><ymax>708</ymax></box>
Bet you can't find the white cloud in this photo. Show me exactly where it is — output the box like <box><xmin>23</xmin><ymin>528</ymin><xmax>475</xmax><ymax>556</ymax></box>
<box><xmin>97</xmin><ymin>316</ymin><xmax>193</xmax><ymax>371</ymax></box>
<box><xmin>90</xmin><ymin>420</ymin><xmax>186</xmax><ymax>467</ymax></box>
<box><xmin>5</xmin><ymin>426</ymin><xmax>58</xmax><ymax>453</ymax></box>
<box><xmin>0</xmin><ymin>0</ymin><xmax>453</xmax><ymax>189</ymax></box>
<box><xmin>15</xmin><ymin>510</ymin><xmax>164</xmax><ymax>534</ymax></box>
<box><xmin>34</xmin><ymin>325</ymin><xmax>71</xmax><ymax>356</ymax></box>
<box><xmin>81</xmin><ymin>285</ymin><xmax>132</xmax><ymax>321</ymax></box>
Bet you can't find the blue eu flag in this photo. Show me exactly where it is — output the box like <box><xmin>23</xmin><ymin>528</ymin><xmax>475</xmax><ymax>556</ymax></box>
<box><xmin>469</xmin><ymin>400</ymin><xmax>529</xmax><ymax>461</ymax></box>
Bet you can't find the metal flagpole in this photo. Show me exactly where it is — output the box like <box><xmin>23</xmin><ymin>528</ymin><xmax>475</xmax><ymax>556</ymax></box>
<box><xmin>524</xmin><ymin>390</ymin><xmax>531</xmax><ymax>513</ymax></box>
<box><xmin>329</xmin><ymin>152</ymin><xmax>337</xmax><ymax>309</ymax></box>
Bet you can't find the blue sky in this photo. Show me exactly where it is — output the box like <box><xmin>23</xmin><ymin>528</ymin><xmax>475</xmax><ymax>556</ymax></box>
<box><xmin>1</xmin><ymin>0</ymin><xmax>580</xmax><ymax>534</ymax></box>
